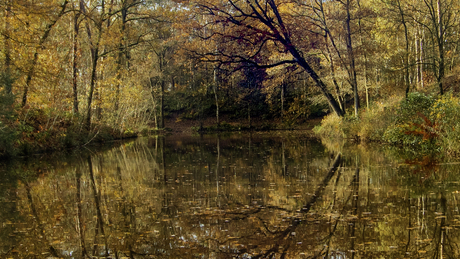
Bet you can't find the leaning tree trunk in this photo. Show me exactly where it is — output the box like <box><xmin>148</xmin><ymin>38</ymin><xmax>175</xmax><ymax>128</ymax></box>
<box><xmin>22</xmin><ymin>0</ymin><xmax>68</xmax><ymax>107</ymax></box>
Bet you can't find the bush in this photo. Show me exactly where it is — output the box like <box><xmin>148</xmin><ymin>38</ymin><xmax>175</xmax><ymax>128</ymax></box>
<box><xmin>358</xmin><ymin>102</ymin><xmax>398</xmax><ymax>142</ymax></box>
<box><xmin>430</xmin><ymin>94</ymin><xmax>460</xmax><ymax>154</ymax></box>
<box><xmin>381</xmin><ymin>93</ymin><xmax>434</xmax><ymax>146</ymax></box>
<box><xmin>396</xmin><ymin>92</ymin><xmax>434</xmax><ymax>124</ymax></box>
<box><xmin>0</xmin><ymin>126</ymin><xmax>17</xmax><ymax>157</ymax></box>
<box><xmin>313</xmin><ymin>114</ymin><xmax>345</xmax><ymax>138</ymax></box>
<box><xmin>315</xmin><ymin>92</ymin><xmax>460</xmax><ymax>156</ymax></box>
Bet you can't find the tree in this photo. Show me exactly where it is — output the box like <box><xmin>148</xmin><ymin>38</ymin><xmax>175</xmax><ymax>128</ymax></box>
<box><xmin>188</xmin><ymin>0</ymin><xmax>345</xmax><ymax>117</ymax></box>
<box><xmin>71</xmin><ymin>0</ymin><xmax>81</xmax><ymax>114</ymax></box>
<box><xmin>145</xmin><ymin>2</ymin><xmax>179</xmax><ymax>129</ymax></box>
<box><xmin>21</xmin><ymin>0</ymin><xmax>69</xmax><ymax>107</ymax></box>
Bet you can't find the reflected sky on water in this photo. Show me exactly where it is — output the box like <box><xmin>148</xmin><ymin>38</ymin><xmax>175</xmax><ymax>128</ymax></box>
<box><xmin>1</xmin><ymin>133</ymin><xmax>460</xmax><ymax>258</ymax></box>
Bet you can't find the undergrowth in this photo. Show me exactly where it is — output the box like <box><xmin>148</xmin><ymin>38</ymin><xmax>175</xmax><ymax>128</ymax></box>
<box><xmin>314</xmin><ymin>92</ymin><xmax>460</xmax><ymax>156</ymax></box>
<box><xmin>0</xmin><ymin>104</ymin><xmax>139</xmax><ymax>158</ymax></box>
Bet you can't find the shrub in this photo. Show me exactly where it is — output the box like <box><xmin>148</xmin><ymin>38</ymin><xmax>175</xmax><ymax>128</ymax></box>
<box><xmin>313</xmin><ymin>114</ymin><xmax>345</xmax><ymax>138</ymax></box>
<box><xmin>396</xmin><ymin>92</ymin><xmax>434</xmax><ymax>124</ymax></box>
<box><xmin>382</xmin><ymin>93</ymin><xmax>434</xmax><ymax>146</ymax></box>
<box><xmin>430</xmin><ymin>94</ymin><xmax>460</xmax><ymax>154</ymax></box>
<box><xmin>358</xmin><ymin>102</ymin><xmax>399</xmax><ymax>142</ymax></box>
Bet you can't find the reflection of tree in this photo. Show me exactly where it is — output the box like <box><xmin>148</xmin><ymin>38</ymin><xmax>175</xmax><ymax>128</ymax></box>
<box><xmin>432</xmin><ymin>192</ymin><xmax>455</xmax><ymax>259</ymax></box>
<box><xmin>204</xmin><ymin>153</ymin><xmax>343</xmax><ymax>258</ymax></box>
<box><xmin>87</xmin><ymin>155</ymin><xmax>109</xmax><ymax>257</ymax></box>
<box><xmin>0</xmin><ymin>165</ymin><xmax>19</xmax><ymax>257</ymax></box>
<box><xmin>75</xmin><ymin>166</ymin><xmax>88</xmax><ymax>257</ymax></box>
<box><xmin>6</xmin><ymin>135</ymin><xmax>460</xmax><ymax>258</ymax></box>
<box><xmin>23</xmin><ymin>180</ymin><xmax>59</xmax><ymax>257</ymax></box>
<box><xmin>349</xmin><ymin>167</ymin><xmax>359</xmax><ymax>259</ymax></box>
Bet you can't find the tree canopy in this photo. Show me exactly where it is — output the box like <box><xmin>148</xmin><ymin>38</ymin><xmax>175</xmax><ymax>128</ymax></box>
<box><xmin>0</xmin><ymin>0</ymin><xmax>459</xmax><ymax>131</ymax></box>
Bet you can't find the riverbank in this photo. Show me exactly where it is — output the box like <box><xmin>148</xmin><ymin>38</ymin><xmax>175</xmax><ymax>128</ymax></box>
<box><xmin>0</xmin><ymin>107</ymin><xmax>139</xmax><ymax>158</ymax></box>
<box><xmin>314</xmin><ymin>92</ymin><xmax>460</xmax><ymax>157</ymax></box>
<box><xmin>0</xmin><ymin>107</ymin><xmax>323</xmax><ymax>158</ymax></box>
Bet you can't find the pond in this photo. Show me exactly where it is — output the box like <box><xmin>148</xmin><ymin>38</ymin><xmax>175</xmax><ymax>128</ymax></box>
<box><xmin>1</xmin><ymin>132</ymin><xmax>460</xmax><ymax>258</ymax></box>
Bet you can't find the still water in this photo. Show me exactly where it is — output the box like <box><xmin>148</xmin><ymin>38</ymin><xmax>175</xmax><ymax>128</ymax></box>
<box><xmin>1</xmin><ymin>133</ymin><xmax>460</xmax><ymax>258</ymax></box>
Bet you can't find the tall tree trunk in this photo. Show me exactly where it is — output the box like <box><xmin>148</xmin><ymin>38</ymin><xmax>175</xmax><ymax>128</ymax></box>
<box><xmin>86</xmin><ymin>45</ymin><xmax>100</xmax><ymax>129</ymax></box>
<box><xmin>95</xmin><ymin>87</ymin><xmax>102</xmax><ymax>120</ymax></box>
<box><xmin>345</xmin><ymin>0</ymin><xmax>359</xmax><ymax>117</ymax></box>
<box><xmin>213</xmin><ymin>67</ymin><xmax>219</xmax><ymax>126</ymax></box>
<box><xmin>281</xmin><ymin>81</ymin><xmax>285</xmax><ymax>122</ymax></box>
<box><xmin>159</xmin><ymin>79</ymin><xmax>165</xmax><ymax>128</ymax></box>
<box><xmin>72</xmin><ymin>1</ymin><xmax>80</xmax><ymax>114</ymax></box>
<box><xmin>357</xmin><ymin>0</ymin><xmax>369</xmax><ymax>109</ymax></box>
<box><xmin>4</xmin><ymin>1</ymin><xmax>12</xmax><ymax>94</ymax></box>
<box><xmin>149</xmin><ymin>77</ymin><xmax>158</xmax><ymax>128</ymax></box>
<box><xmin>22</xmin><ymin>0</ymin><xmax>69</xmax><ymax>107</ymax></box>
<box><xmin>266</xmin><ymin>0</ymin><xmax>345</xmax><ymax>117</ymax></box>
<box><xmin>115</xmin><ymin>2</ymin><xmax>129</xmax><ymax>111</ymax></box>
<box><xmin>415</xmin><ymin>27</ymin><xmax>421</xmax><ymax>88</ymax></box>
<box><xmin>287</xmin><ymin>46</ymin><xmax>344</xmax><ymax>116</ymax></box>
<box><xmin>325</xmin><ymin>35</ymin><xmax>344</xmax><ymax>111</ymax></box>
<box><xmin>396</xmin><ymin>0</ymin><xmax>411</xmax><ymax>97</ymax></box>
<box><xmin>436</xmin><ymin>0</ymin><xmax>444</xmax><ymax>95</ymax></box>
<box><xmin>82</xmin><ymin>0</ymin><xmax>104</xmax><ymax>130</ymax></box>
<box><xmin>364</xmin><ymin>55</ymin><xmax>369</xmax><ymax>110</ymax></box>
<box><xmin>420</xmin><ymin>33</ymin><xmax>425</xmax><ymax>88</ymax></box>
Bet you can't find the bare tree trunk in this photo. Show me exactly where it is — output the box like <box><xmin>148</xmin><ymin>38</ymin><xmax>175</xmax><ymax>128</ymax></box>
<box><xmin>436</xmin><ymin>0</ymin><xmax>444</xmax><ymax>95</ymax></box>
<box><xmin>83</xmin><ymin>0</ymin><xmax>103</xmax><ymax>130</ymax></box>
<box><xmin>288</xmin><ymin>46</ymin><xmax>344</xmax><ymax>116</ymax></box>
<box><xmin>420</xmin><ymin>33</ymin><xmax>425</xmax><ymax>88</ymax></box>
<box><xmin>415</xmin><ymin>27</ymin><xmax>421</xmax><ymax>88</ymax></box>
<box><xmin>159</xmin><ymin>79</ymin><xmax>165</xmax><ymax>128</ymax></box>
<box><xmin>72</xmin><ymin>1</ymin><xmax>80</xmax><ymax>114</ymax></box>
<box><xmin>4</xmin><ymin>1</ymin><xmax>12</xmax><ymax>94</ymax></box>
<box><xmin>364</xmin><ymin>58</ymin><xmax>369</xmax><ymax>110</ymax></box>
<box><xmin>344</xmin><ymin>0</ymin><xmax>359</xmax><ymax>117</ymax></box>
<box><xmin>325</xmin><ymin>35</ymin><xmax>344</xmax><ymax>111</ymax></box>
<box><xmin>95</xmin><ymin>87</ymin><xmax>102</xmax><ymax>121</ymax></box>
<box><xmin>149</xmin><ymin>77</ymin><xmax>158</xmax><ymax>128</ymax></box>
<box><xmin>396</xmin><ymin>0</ymin><xmax>411</xmax><ymax>97</ymax></box>
<box><xmin>281</xmin><ymin>81</ymin><xmax>285</xmax><ymax>122</ymax></box>
<box><xmin>267</xmin><ymin>1</ymin><xmax>345</xmax><ymax>116</ymax></box>
<box><xmin>85</xmin><ymin>44</ymin><xmax>100</xmax><ymax>130</ymax></box>
<box><xmin>213</xmin><ymin>67</ymin><xmax>219</xmax><ymax>126</ymax></box>
<box><xmin>115</xmin><ymin>1</ymin><xmax>129</xmax><ymax>112</ymax></box>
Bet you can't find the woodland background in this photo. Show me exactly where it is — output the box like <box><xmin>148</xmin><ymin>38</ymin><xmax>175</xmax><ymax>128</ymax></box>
<box><xmin>0</xmin><ymin>0</ymin><xmax>459</xmax><ymax>155</ymax></box>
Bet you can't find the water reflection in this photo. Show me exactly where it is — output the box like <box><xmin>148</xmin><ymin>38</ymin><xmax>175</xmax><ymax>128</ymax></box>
<box><xmin>1</xmin><ymin>133</ymin><xmax>460</xmax><ymax>258</ymax></box>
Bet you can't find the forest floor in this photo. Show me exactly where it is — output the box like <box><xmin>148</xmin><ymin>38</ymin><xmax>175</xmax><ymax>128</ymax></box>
<box><xmin>164</xmin><ymin>114</ymin><xmax>323</xmax><ymax>133</ymax></box>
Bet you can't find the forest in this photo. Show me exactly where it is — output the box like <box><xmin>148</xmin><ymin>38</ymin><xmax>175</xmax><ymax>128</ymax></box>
<box><xmin>1</xmin><ymin>0</ymin><xmax>460</xmax><ymax>156</ymax></box>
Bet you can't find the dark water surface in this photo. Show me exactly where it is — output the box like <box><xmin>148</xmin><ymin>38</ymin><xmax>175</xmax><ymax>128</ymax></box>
<box><xmin>1</xmin><ymin>133</ymin><xmax>460</xmax><ymax>258</ymax></box>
